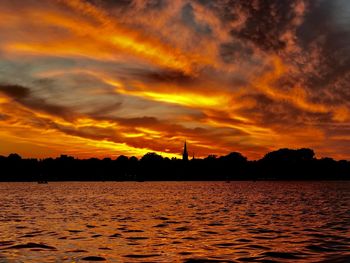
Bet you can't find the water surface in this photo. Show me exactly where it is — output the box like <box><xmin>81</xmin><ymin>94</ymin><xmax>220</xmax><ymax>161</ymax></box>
<box><xmin>0</xmin><ymin>181</ymin><xmax>349</xmax><ymax>262</ymax></box>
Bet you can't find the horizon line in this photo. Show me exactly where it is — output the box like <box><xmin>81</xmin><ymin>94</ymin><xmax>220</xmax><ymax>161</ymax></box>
<box><xmin>1</xmin><ymin>147</ymin><xmax>349</xmax><ymax>162</ymax></box>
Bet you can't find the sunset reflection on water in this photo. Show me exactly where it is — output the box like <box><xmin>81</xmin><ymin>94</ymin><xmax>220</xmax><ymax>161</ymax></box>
<box><xmin>0</xmin><ymin>181</ymin><xmax>349</xmax><ymax>262</ymax></box>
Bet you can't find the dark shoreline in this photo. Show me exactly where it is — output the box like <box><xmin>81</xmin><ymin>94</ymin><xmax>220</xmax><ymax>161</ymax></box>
<box><xmin>1</xmin><ymin>148</ymin><xmax>350</xmax><ymax>181</ymax></box>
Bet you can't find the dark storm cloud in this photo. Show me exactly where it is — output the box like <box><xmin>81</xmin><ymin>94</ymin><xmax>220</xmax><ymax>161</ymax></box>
<box><xmin>25</xmin><ymin>98</ymin><xmax>75</xmax><ymax>119</ymax></box>
<box><xmin>141</xmin><ymin>0</ymin><xmax>167</xmax><ymax>10</ymax></box>
<box><xmin>196</xmin><ymin>0</ymin><xmax>301</xmax><ymax>52</ymax></box>
<box><xmin>233</xmin><ymin>0</ymin><xmax>299</xmax><ymax>51</ymax></box>
<box><xmin>296</xmin><ymin>0</ymin><xmax>350</xmax><ymax>91</ymax></box>
<box><xmin>238</xmin><ymin>93</ymin><xmax>333</xmax><ymax>127</ymax></box>
<box><xmin>181</xmin><ymin>3</ymin><xmax>211</xmax><ymax>35</ymax></box>
<box><xmin>139</xmin><ymin>69</ymin><xmax>196</xmax><ymax>84</ymax></box>
<box><xmin>203</xmin><ymin>0</ymin><xmax>349</xmax><ymax>124</ymax></box>
<box><xmin>195</xmin><ymin>0</ymin><xmax>239</xmax><ymax>24</ymax></box>
<box><xmin>219</xmin><ymin>42</ymin><xmax>253</xmax><ymax>64</ymax></box>
<box><xmin>307</xmin><ymin>73</ymin><xmax>350</xmax><ymax>107</ymax></box>
<box><xmin>297</xmin><ymin>0</ymin><xmax>350</xmax><ymax>49</ymax></box>
<box><xmin>0</xmin><ymin>84</ymin><xmax>30</xmax><ymax>99</ymax></box>
<box><xmin>54</xmin><ymin>123</ymin><xmax>120</xmax><ymax>142</ymax></box>
<box><xmin>0</xmin><ymin>84</ymin><xmax>75</xmax><ymax>120</ymax></box>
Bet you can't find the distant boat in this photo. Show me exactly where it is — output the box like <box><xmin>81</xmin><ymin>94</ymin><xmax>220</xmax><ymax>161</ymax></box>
<box><xmin>37</xmin><ymin>180</ymin><xmax>48</xmax><ymax>184</ymax></box>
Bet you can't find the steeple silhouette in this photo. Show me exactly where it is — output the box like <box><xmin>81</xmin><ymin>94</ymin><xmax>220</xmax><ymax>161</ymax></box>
<box><xmin>182</xmin><ymin>141</ymin><xmax>189</xmax><ymax>161</ymax></box>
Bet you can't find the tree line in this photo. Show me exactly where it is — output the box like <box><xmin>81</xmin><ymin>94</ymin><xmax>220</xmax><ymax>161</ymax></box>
<box><xmin>0</xmin><ymin>148</ymin><xmax>349</xmax><ymax>181</ymax></box>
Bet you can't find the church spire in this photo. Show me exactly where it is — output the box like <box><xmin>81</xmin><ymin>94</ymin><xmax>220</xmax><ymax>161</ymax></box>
<box><xmin>182</xmin><ymin>141</ymin><xmax>189</xmax><ymax>161</ymax></box>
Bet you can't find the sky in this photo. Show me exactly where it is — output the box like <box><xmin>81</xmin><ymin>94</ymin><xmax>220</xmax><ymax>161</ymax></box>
<box><xmin>0</xmin><ymin>0</ymin><xmax>349</xmax><ymax>160</ymax></box>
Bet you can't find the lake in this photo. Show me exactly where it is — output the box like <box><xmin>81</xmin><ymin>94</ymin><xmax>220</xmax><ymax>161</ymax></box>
<box><xmin>0</xmin><ymin>181</ymin><xmax>349</xmax><ymax>262</ymax></box>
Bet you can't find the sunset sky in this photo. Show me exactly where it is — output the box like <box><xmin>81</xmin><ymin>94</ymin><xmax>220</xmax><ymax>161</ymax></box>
<box><xmin>0</xmin><ymin>0</ymin><xmax>349</xmax><ymax>160</ymax></box>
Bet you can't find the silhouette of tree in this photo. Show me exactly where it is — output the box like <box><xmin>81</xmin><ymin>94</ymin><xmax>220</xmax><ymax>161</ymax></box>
<box><xmin>141</xmin><ymin>152</ymin><xmax>164</xmax><ymax>162</ymax></box>
<box><xmin>220</xmin><ymin>152</ymin><xmax>247</xmax><ymax>162</ymax></box>
<box><xmin>0</xmin><ymin>148</ymin><xmax>348</xmax><ymax>181</ymax></box>
<box><xmin>8</xmin><ymin>153</ymin><xmax>22</xmax><ymax>161</ymax></box>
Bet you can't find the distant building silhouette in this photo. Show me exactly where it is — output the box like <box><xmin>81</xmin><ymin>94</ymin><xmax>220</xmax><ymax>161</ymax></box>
<box><xmin>182</xmin><ymin>141</ymin><xmax>189</xmax><ymax>161</ymax></box>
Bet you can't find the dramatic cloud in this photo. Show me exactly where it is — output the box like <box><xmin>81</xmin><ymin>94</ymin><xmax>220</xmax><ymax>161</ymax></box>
<box><xmin>0</xmin><ymin>0</ymin><xmax>349</xmax><ymax>159</ymax></box>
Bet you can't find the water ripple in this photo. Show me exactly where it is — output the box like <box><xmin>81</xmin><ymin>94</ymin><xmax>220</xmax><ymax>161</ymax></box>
<box><xmin>0</xmin><ymin>181</ymin><xmax>348</xmax><ymax>262</ymax></box>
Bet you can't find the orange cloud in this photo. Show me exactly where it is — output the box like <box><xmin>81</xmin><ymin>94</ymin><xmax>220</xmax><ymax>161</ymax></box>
<box><xmin>0</xmin><ymin>0</ymin><xmax>349</xmax><ymax>160</ymax></box>
<box><xmin>3</xmin><ymin>1</ymin><xmax>211</xmax><ymax>75</ymax></box>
